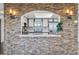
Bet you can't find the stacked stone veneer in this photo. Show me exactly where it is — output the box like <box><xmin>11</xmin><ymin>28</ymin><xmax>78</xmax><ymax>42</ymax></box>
<box><xmin>3</xmin><ymin>3</ymin><xmax>78</xmax><ymax>55</ymax></box>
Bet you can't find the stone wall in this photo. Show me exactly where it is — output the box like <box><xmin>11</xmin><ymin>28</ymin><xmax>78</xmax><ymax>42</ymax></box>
<box><xmin>3</xmin><ymin>3</ymin><xmax>78</xmax><ymax>55</ymax></box>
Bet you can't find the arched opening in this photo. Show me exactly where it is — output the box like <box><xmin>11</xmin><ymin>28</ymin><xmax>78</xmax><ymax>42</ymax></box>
<box><xmin>21</xmin><ymin>10</ymin><xmax>61</xmax><ymax>36</ymax></box>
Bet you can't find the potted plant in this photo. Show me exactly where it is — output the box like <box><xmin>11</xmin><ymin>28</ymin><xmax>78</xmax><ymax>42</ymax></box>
<box><xmin>22</xmin><ymin>22</ymin><xmax>28</xmax><ymax>34</ymax></box>
<box><xmin>57</xmin><ymin>21</ymin><xmax>63</xmax><ymax>32</ymax></box>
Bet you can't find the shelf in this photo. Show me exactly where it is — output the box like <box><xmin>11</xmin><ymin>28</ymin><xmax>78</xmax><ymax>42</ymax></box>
<box><xmin>19</xmin><ymin>34</ymin><xmax>61</xmax><ymax>37</ymax></box>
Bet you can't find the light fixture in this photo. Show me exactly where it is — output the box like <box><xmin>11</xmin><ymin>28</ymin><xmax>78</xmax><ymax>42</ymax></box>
<box><xmin>69</xmin><ymin>10</ymin><xmax>73</xmax><ymax>15</ymax></box>
<box><xmin>65</xmin><ymin>9</ymin><xmax>70</xmax><ymax>14</ymax></box>
<box><xmin>65</xmin><ymin>9</ymin><xmax>73</xmax><ymax>19</ymax></box>
<box><xmin>9</xmin><ymin>9</ymin><xmax>16</xmax><ymax>19</ymax></box>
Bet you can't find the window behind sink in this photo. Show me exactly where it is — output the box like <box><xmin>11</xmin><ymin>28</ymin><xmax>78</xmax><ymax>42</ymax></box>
<box><xmin>21</xmin><ymin>10</ymin><xmax>61</xmax><ymax>35</ymax></box>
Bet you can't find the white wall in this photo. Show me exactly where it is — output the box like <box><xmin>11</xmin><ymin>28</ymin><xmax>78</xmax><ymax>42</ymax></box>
<box><xmin>0</xmin><ymin>3</ymin><xmax>4</xmax><ymax>42</ymax></box>
<box><xmin>78</xmin><ymin>4</ymin><xmax>79</xmax><ymax>54</ymax></box>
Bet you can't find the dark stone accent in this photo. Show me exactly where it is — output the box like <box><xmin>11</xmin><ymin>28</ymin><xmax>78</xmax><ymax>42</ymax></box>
<box><xmin>0</xmin><ymin>42</ymin><xmax>3</xmax><ymax>55</ymax></box>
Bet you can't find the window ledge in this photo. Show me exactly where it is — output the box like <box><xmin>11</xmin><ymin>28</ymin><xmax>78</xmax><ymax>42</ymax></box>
<box><xmin>19</xmin><ymin>34</ymin><xmax>61</xmax><ymax>37</ymax></box>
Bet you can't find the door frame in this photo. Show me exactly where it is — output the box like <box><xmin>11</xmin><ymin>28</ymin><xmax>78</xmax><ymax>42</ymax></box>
<box><xmin>0</xmin><ymin>15</ymin><xmax>4</xmax><ymax>43</ymax></box>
